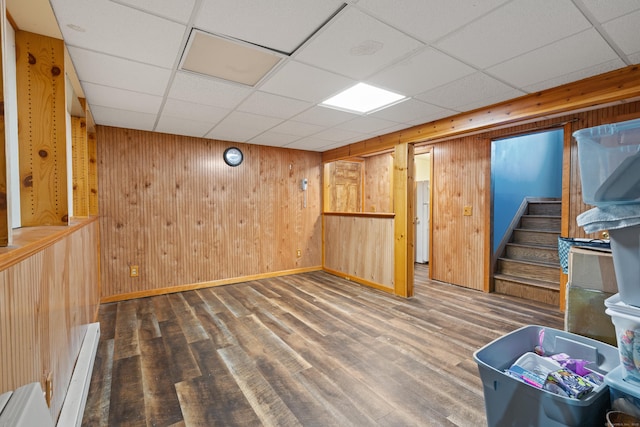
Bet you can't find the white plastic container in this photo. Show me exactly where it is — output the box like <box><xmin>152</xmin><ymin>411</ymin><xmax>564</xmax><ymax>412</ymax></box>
<box><xmin>605</xmin><ymin>365</ymin><xmax>640</xmax><ymax>419</ymax></box>
<box><xmin>605</xmin><ymin>296</ymin><xmax>640</xmax><ymax>382</ymax></box>
<box><xmin>609</xmin><ymin>224</ymin><xmax>640</xmax><ymax>307</ymax></box>
<box><xmin>573</xmin><ymin>118</ymin><xmax>640</xmax><ymax>206</ymax></box>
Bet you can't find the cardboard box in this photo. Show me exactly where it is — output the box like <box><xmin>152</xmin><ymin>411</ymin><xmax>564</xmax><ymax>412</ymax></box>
<box><xmin>568</xmin><ymin>246</ymin><xmax>617</xmax><ymax>293</ymax></box>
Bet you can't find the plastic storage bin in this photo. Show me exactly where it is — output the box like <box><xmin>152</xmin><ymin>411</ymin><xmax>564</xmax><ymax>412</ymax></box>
<box><xmin>573</xmin><ymin>118</ymin><xmax>640</xmax><ymax>206</ymax></box>
<box><xmin>605</xmin><ymin>365</ymin><xmax>640</xmax><ymax>419</ymax></box>
<box><xmin>473</xmin><ymin>325</ymin><xmax>619</xmax><ymax>427</ymax></box>
<box><xmin>609</xmin><ymin>224</ymin><xmax>640</xmax><ymax>307</ymax></box>
<box><xmin>605</xmin><ymin>294</ymin><xmax>640</xmax><ymax>381</ymax></box>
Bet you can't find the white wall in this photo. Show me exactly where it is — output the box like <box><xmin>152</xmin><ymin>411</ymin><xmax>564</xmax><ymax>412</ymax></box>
<box><xmin>4</xmin><ymin>15</ymin><xmax>20</xmax><ymax>228</ymax></box>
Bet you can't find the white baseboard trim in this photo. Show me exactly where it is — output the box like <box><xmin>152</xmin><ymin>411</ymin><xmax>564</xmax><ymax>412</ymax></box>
<box><xmin>56</xmin><ymin>322</ymin><xmax>100</xmax><ymax>427</ymax></box>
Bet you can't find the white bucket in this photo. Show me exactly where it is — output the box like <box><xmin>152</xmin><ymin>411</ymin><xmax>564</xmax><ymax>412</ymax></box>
<box><xmin>609</xmin><ymin>224</ymin><xmax>640</xmax><ymax>307</ymax></box>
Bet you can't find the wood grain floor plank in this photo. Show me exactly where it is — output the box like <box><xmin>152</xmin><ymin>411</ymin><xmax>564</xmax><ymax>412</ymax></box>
<box><xmin>176</xmin><ymin>339</ymin><xmax>261</xmax><ymax>426</ymax></box>
<box><xmin>109</xmin><ymin>355</ymin><xmax>145</xmax><ymax>427</ymax></box>
<box><xmin>82</xmin><ymin>339</ymin><xmax>113</xmax><ymax>427</ymax></box>
<box><xmin>139</xmin><ymin>337</ymin><xmax>184</xmax><ymax>426</ymax></box>
<box><xmin>83</xmin><ymin>267</ymin><xmax>565</xmax><ymax>426</ymax></box>
<box><xmin>136</xmin><ymin>297</ymin><xmax>161</xmax><ymax>341</ymax></box>
<box><xmin>158</xmin><ymin>319</ymin><xmax>202</xmax><ymax>383</ymax></box>
<box><xmin>167</xmin><ymin>293</ymin><xmax>209</xmax><ymax>343</ymax></box>
<box><xmin>113</xmin><ymin>300</ymin><xmax>140</xmax><ymax>360</ymax></box>
<box><xmin>217</xmin><ymin>345</ymin><xmax>302</xmax><ymax>426</ymax></box>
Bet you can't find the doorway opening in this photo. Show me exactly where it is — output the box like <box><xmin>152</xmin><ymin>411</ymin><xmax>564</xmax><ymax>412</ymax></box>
<box><xmin>415</xmin><ymin>152</ymin><xmax>431</xmax><ymax>265</ymax></box>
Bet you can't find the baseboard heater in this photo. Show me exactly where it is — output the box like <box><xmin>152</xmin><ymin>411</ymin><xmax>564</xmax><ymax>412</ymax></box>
<box><xmin>0</xmin><ymin>322</ymin><xmax>100</xmax><ymax>426</ymax></box>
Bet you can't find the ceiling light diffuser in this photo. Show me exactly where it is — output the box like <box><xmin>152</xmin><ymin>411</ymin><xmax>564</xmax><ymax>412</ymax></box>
<box><xmin>181</xmin><ymin>29</ymin><xmax>282</xmax><ymax>87</ymax></box>
<box><xmin>320</xmin><ymin>82</ymin><xmax>406</xmax><ymax>114</ymax></box>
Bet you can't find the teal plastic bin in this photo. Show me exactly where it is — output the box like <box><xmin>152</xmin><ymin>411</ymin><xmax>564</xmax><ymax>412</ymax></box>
<box><xmin>473</xmin><ymin>325</ymin><xmax>619</xmax><ymax>426</ymax></box>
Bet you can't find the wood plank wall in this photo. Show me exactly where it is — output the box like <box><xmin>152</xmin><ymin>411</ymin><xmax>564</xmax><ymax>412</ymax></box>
<box><xmin>323</xmin><ymin>213</ymin><xmax>394</xmax><ymax>290</ymax></box>
<box><xmin>427</xmin><ymin>100</ymin><xmax>640</xmax><ymax>292</ymax></box>
<box><xmin>430</xmin><ymin>137</ymin><xmax>489</xmax><ymax>291</ymax></box>
<box><xmin>97</xmin><ymin>126</ymin><xmax>322</xmax><ymax>301</ymax></box>
<box><xmin>0</xmin><ymin>220</ymin><xmax>100</xmax><ymax>422</ymax></box>
<box><xmin>364</xmin><ymin>153</ymin><xmax>393</xmax><ymax>213</ymax></box>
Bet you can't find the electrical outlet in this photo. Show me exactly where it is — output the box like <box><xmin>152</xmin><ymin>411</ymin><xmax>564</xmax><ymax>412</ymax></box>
<box><xmin>463</xmin><ymin>206</ymin><xmax>473</xmax><ymax>216</ymax></box>
<box><xmin>130</xmin><ymin>265</ymin><xmax>139</xmax><ymax>277</ymax></box>
<box><xmin>296</xmin><ymin>249</ymin><xmax>302</xmax><ymax>258</ymax></box>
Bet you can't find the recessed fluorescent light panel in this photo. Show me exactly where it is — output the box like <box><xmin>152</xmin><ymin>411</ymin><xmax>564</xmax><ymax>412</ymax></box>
<box><xmin>320</xmin><ymin>82</ymin><xmax>406</xmax><ymax>114</ymax></box>
<box><xmin>181</xmin><ymin>29</ymin><xmax>283</xmax><ymax>86</ymax></box>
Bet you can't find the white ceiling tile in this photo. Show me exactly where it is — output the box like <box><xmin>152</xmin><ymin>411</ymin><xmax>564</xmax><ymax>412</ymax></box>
<box><xmin>155</xmin><ymin>115</ymin><xmax>215</xmax><ymax>138</ymax></box>
<box><xmin>205</xmin><ymin>111</ymin><xmax>282</xmax><ymax>142</ymax></box>
<box><xmin>111</xmin><ymin>0</ymin><xmax>196</xmax><ymax>24</ymax></box>
<box><xmin>168</xmin><ymin>72</ymin><xmax>252</xmax><ymax>109</ymax></box>
<box><xmin>337</xmin><ymin>116</ymin><xmax>401</xmax><ymax>133</ymax></box>
<box><xmin>368</xmin><ymin>47</ymin><xmax>475</xmax><ymax>96</ymax></box>
<box><xmin>161</xmin><ymin>98</ymin><xmax>230</xmax><ymax>123</ymax></box>
<box><xmin>195</xmin><ymin>0</ymin><xmax>344</xmax><ymax>54</ymax></box>
<box><xmin>68</xmin><ymin>46</ymin><xmax>171</xmax><ymax>96</ymax></box>
<box><xmin>435</xmin><ymin>0</ymin><xmax>592</xmax><ymax>69</ymax></box>
<box><xmin>313</xmin><ymin>127</ymin><xmax>367</xmax><ymax>142</ymax></box>
<box><xmin>270</xmin><ymin>121</ymin><xmax>324</xmax><ymax>137</ymax></box>
<box><xmin>237</xmin><ymin>91</ymin><xmax>313</xmax><ymax>119</ymax></box>
<box><xmin>284</xmin><ymin>136</ymin><xmax>337</xmax><ymax>151</ymax></box>
<box><xmin>293</xmin><ymin>106</ymin><xmax>358</xmax><ymax>127</ymax></box>
<box><xmin>602</xmin><ymin>9</ymin><xmax>640</xmax><ymax>56</ymax></box>
<box><xmin>487</xmin><ymin>29</ymin><xmax>620</xmax><ymax>88</ymax></box>
<box><xmin>295</xmin><ymin>7</ymin><xmax>424</xmax><ymax>80</ymax></box>
<box><xmin>629</xmin><ymin>52</ymin><xmax>640</xmax><ymax>64</ymax></box>
<box><xmin>356</xmin><ymin>0</ymin><xmax>510</xmax><ymax>42</ymax></box>
<box><xmin>369</xmin><ymin>99</ymin><xmax>455</xmax><ymax>123</ymax></box>
<box><xmin>91</xmin><ymin>105</ymin><xmax>157</xmax><ymax>130</ymax></box>
<box><xmin>259</xmin><ymin>61</ymin><xmax>355</xmax><ymax>103</ymax></box>
<box><xmin>83</xmin><ymin>82</ymin><xmax>163</xmax><ymax>113</ymax></box>
<box><xmin>523</xmin><ymin>59</ymin><xmax>627</xmax><ymax>93</ymax></box>
<box><xmin>247</xmin><ymin>131</ymin><xmax>301</xmax><ymax>147</ymax></box>
<box><xmin>580</xmin><ymin>0</ymin><xmax>640</xmax><ymax>23</ymax></box>
<box><xmin>50</xmin><ymin>0</ymin><xmax>186</xmax><ymax>68</ymax></box>
<box><xmin>416</xmin><ymin>72</ymin><xmax>524</xmax><ymax>110</ymax></box>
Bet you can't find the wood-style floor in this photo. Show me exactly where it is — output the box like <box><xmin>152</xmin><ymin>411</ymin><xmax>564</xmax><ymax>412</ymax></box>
<box><xmin>81</xmin><ymin>264</ymin><xmax>563</xmax><ymax>427</ymax></box>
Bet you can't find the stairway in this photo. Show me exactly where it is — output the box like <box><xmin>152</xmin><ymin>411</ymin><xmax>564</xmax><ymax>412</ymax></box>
<box><xmin>494</xmin><ymin>199</ymin><xmax>561</xmax><ymax>306</ymax></box>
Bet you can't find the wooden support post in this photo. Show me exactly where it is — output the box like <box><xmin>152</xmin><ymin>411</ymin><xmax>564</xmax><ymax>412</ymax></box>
<box><xmin>393</xmin><ymin>143</ymin><xmax>415</xmax><ymax>297</ymax></box>
<box><xmin>71</xmin><ymin>116</ymin><xmax>89</xmax><ymax>217</ymax></box>
<box><xmin>0</xmin><ymin>4</ymin><xmax>9</xmax><ymax>246</ymax></box>
<box><xmin>16</xmin><ymin>30</ymin><xmax>68</xmax><ymax>226</ymax></box>
<box><xmin>88</xmin><ymin>130</ymin><xmax>98</xmax><ymax>216</ymax></box>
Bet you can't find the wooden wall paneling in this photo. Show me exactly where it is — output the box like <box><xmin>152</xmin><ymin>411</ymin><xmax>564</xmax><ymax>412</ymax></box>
<box><xmin>71</xmin><ymin>116</ymin><xmax>89</xmax><ymax>217</ymax></box>
<box><xmin>88</xmin><ymin>130</ymin><xmax>98</xmax><ymax>216</ymax></box>
<box><xmin>364</xmin><ymin>153</ymin><xmax>393</xmax><ymax>213</ymax></box>
<box><xmin>0</xmin><ymin>220</ymin><xmax>99</xmax><ymax>421</ymax></box>
<box><xmin>431</xmin><ymin>137</ymin><xmax>489</xmax><ymax>291</ymax></box>
<box><xmin>393</xmin><ymin>143</ymin><xmax>414</xmax><ymax>297</ymax></box>
<box><xmin>97</xmin><ymin>127</ymin><xmax>322</xmax><ymax>301</ymax></box>
<box><xmin>0</xmin><ymin>11</ymin><xmax>8</xmax><ymax>246</ymax></box>
<box><xmin>15</xmin><ymin>31</ymin><xmax>68</xmax><ymax>226</ymax></box>
<box><xmin>323</xmin><ymin>213</ymin><xmax>394</xmax><ymax>289</ymax></box>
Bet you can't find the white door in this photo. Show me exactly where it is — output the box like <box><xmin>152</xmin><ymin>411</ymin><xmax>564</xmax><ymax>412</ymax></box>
<box><xmin>415</xmin><ymin>180</ymin><xmax>430</xmax><ymax>263</ymax></box>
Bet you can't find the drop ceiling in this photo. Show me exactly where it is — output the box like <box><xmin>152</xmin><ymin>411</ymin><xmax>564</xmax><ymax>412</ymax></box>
<box><xmin>7</xmin><ymin>0</ymin><xmax>640</xmax><ymax>152</ymax></box>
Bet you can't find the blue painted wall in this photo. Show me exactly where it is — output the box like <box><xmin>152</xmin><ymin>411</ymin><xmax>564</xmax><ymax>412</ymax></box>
<box><xmin>492</xmin><ymin>129</ymin><xmax>563</xmax><ymax>252</ymax></box>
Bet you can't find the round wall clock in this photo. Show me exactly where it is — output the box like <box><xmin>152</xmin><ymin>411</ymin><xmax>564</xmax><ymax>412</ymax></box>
<box><xmin>223</xmin><ymin>147</ymin><xmax>243</xmax><ymax>167</ymax></box>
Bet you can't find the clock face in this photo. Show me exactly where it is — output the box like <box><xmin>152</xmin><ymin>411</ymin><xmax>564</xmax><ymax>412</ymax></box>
<box><xmin>223</xmin><ymin>147</ymin><xmax>243</xmax><ymax>167</ymax></box>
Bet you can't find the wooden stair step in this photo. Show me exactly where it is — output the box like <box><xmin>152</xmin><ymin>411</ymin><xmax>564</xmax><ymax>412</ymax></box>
<box><xmin>494</xmin><ymin>273</ymin><xmax>560</xmax><ymax>306</ymax></box>
<box><xmin>505</xmin><ymin>242</ymin><xmax>560</xmax><ymax>264</ymax></box>
<box><xmin>493</xmin><ymin>273</ymin><xmax>559</xmax><ymax>291</ymax></box>
<box><xmin>520</xmin><ymin>215</ymin><xmax>561</xmax><ymax>231</ymax></box>
<box><xmin>512</xmin><ymin>229</ymin><xmax>560</xmax><ymax>246</ymax></box>
<box><xmin>527</xmin><ymin>201</ymin><xmax>562</xmax><ymax>216</ymax></box>
<box><xmin>497</xmin><ymin>257</ymin><xmax>560</xmax><ymax>282</ymax></box>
